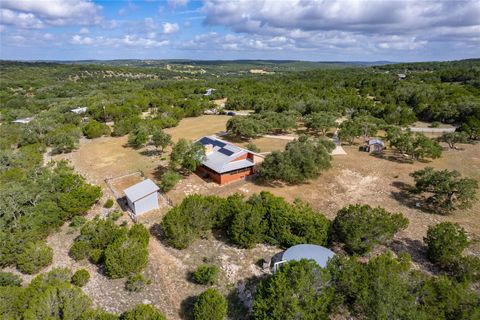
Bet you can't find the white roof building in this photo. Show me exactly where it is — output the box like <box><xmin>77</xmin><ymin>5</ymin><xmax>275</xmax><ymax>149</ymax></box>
<box><xmin>12</xmin><ymin>117</ymin><xmax>34</xmax><ymax>124</ymax></box>
<box><xmin>71</xmin><ymin>107</ymin><xmax>87</xmax><ymax>114</ymax></box>
<box><xmin>123</xmin><ymin>179</ymin><xmax>160</xmax><ymax>216</ymax></box>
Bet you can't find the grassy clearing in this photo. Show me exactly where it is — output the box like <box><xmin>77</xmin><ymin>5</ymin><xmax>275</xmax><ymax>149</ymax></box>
<box><xmin>164</xmin><ymin>115</ymin><xmax>230</xmax><ymax>142</ymax></box>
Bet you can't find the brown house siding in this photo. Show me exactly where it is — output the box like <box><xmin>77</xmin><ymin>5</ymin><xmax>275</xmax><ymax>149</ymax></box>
<box><xmin>197</xmin><ymin>165</ymin><xmax>254</xmax><ymax>185</ymax></box>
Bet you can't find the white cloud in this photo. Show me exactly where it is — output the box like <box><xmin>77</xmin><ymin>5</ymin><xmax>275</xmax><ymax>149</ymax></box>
<box><xmin>163</xmin><ymin>22</ymin><xmax>179</xmax><ymax>34</ymax></box>
<box><xmin>168</xmin><ymin>0</ymin><xmax>189</xmax><ymax>8</ymax></box>
<box><xmin>43</xmin><ymin>33</ymin><xmax>54</xmax><ymax>40</ymax></box>
<box><xmin>79</xmin><ymin>27</ymin><xmax>89</xmax><ymax>34</ymax></box>
<box><xmin>70</xmin><ymin>34</ymin><xmax>169</xmax><ymax>48</ymax></box>
<box><xmin>0</xmin><ymin>9</ymin><xmax>44</xmax><ymax>29</ymax></box>
<box><xmin>200</xmin><ymin>0</ymin><xmax>480</xmax><ymax>54</ymax></box>
<box><xmin>1</xmin><ymin>0</ymin><xmax>103</xmax><ymax>27</ymax></box>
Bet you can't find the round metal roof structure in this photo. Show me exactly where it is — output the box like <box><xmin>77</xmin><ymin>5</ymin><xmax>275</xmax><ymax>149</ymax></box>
<box><xmin>282</xmin><ymin>244</ymin><xmax>336</xmax><ymax>268</ymax></box>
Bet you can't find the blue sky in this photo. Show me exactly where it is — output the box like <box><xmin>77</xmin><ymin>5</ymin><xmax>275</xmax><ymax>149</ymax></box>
<box><xmin>1</xmin><ymin>0</ymin><xmax>479</xmax><ymax>61</ymax></box>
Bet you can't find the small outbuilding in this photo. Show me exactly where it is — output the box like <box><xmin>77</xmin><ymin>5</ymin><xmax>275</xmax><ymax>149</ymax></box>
<box><xmin>273</xmin><ymin>244</ymin><xmax>336</xmax><ymax>272</ymax></box>
<box><xmin>123</xmin><ymin>179</ymin><xmax>160</xmax><ymax>216</ymax></box>
<box><xmin>367</xmin><ymin>138</ymin><xmax>385</xmax><ymax>153</ymax></box>
<box><xmin>71</xmin><ymin>107</ymin><xmax>87</xmax><ymax>114</ymax></box>
<box><xmin>12</xmin><ymin>117</ymin><xmax>33</xmax><ymax>124</ymax></box>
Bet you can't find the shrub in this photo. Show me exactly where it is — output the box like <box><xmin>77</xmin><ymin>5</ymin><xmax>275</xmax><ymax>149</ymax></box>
<box><xmin>193</xmin><ymin>288</ymin><xmax>228</xmax><ymax>320</ymax></box>
<box><xmin>104</xmin><ymin>198</ymin><xmax>114</xmax><ymax>208</ymax></box>
<box><xmin>160</xmin><ymin>170</ymin><xmax>181</xmax><ymax>192</ymax></box>
<box><xmin>253</xmin><ymin>260</ymin><xmax>336</xmax><ymax>320</ymax></box>
<box><xmin>0</xmin><ymin>271</ymin><xmax>22</xmax><ymax>286</ymax></box>
<box><xmin>245</xmin><ymin>142</ymin><xmax>260</xmax><ymax>152</ymax></box>
<box><xmin>82</xmin><ymin>120</ymin><xmax>110</xmax><ymax>139</ymax></box>
<box><xmin>333</xmin><ymin>204</ymin><xmax>408</xmax><ymax>254</ymax></box>
<box><xmin>16</xmin><ymin>241</ymin><xmax>53</xmax><ymax>274</ymax></box>
<box><xmin>71</xmin><ymin>269</ymin><xmax>90</xmax><ymax>287</ymax></box>
<box><xmin>444</xmin><ymin>255</ymin><xmax>480</xmax><ymax>283</ymax></box>
<box><xmin>193</xmin><ymin>265</ymin><xmax>219</xmax><ymax>285</ymax></box>
<box><xmin>123</xmin><ymin>304</ymin><xmax>166</xmax><ymax>320</ymax></box>
<box><xmin>70</xmin><ymin>215</ymin><xmax>87</xmax><ymax>228</ymax></box>
<box><xmin>424</xmin><ymin>222</ymin><xmax>469</xmax><ymax>264</ymax></box>
<box><xmin>104</xmin><ymin>235</ymin><xmax>149</xmax><ymax>278</ymax></box>
<box><xmin>89</xmin><ymin>248</ymin><xmax>104</xmax><ymax>264</ymax></box>
<box><xmin>69</xmin><ymin>240</ymin><xmax>91</xmax><ymax>261</ymax></box>
<box><xmin>107</xmin><ymin>210</ymin><xmax>123</xmax><ymax>221</ymax></box>
<box><xmin>125</xmin><ymin>273</ymin><xmax>151</xmax><ymax>292</ymax></box>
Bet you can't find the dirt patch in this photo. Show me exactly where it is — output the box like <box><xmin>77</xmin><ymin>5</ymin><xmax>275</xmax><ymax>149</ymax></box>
<box><xmin>164</xmin><ymin>115</ymin><xmax>230</xmax><ymax>142</ymax></box>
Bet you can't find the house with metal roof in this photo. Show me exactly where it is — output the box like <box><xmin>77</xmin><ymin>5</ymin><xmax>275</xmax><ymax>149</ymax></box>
<box><xmin>273</xmin><ymin>244</ymin><xmax>336</xmax><ymax>272</ymax></box>
<box><xmin>197</xmin><ymin>136</ymin><xmax>260</xmax><ymax>185</ymax></box>
<box><xmin>12</xmin><ymin>117</ymin><xmax>34</xmax><ymax>124</ymax></box>
<box><xmin>123</xmin><ymin>179</ymin><xmax>160</xmax><ymax>216</ymax></box>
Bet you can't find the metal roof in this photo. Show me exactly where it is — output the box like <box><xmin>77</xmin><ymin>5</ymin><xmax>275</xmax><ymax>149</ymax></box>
<box><xmin>198</xmin><ymin>136</ymin><xmax>255</xmax><ymax>174</ymax></box>
<box><xmin>123</xmin><ymin>179</ymin><xmax>159</xmax><ymax>202</ymax></box>
<box><xmin>282</xmin><ymin>244</ymin><xmax>336</xmax><ymax>268</ymax></box>
<box><xmin>368</xmin><ymin>139</ymin><xmax>384</xmax><ymax>146</ymax></box>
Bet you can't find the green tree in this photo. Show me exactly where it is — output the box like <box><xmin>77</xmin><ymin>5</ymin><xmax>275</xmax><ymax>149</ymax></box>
<box><xmin>122</xmin><ymin>304</ymin><xmax>166</xmax><ymax>320</ymax></box>
<box><xmin>159</xmin><ymin>170</ymin><xmax>181</xmax><ymax>192</ymax></box>
<box><xmin>193</xmin><ymin>288</ymin><xmax>228</xmax><ymax>320</ymax></box>
<box><xmin>226</xmin><ymin>116</ymin><xmax>265</xmax><ymax>139</ymax></box>
<box><xmin>169</xmin><ymin>139</ymin><xmax>206</xmax><ymax>172</ymax></box>
<box><xmin>338</xmin><ymin>119</ymin><xmax>362</xmax><ymax>144</ymax></box>
<box><xmin>305</xmin><ymin>111</ymin><xmax>337</xmax><ymax>135</ymax></box>
<box><xmin>387</xmin><ymin>129</ymin><xmax>442</xmax><ymax>160</ymax></box>
<box><xmin>424</xmin><ymin>222</ymin><xmax>469</xmax><ymax>265</ymax></box>
<box><xmin>104</xmin><ymin>235</ymin><xmax>149</xmax><ymax>278</ymax></box>
<box><xmin>333</xmin><ymin>204</ymin><xmax>408</xmax><ymax>254</ymax></box>
<box><xmin>438</xmin><ymin>132</ymin><xmax>469</xmax><ymax>149</ymax></box>
<box><xmin>257</xmin><ymin>136</ymin><xmax>334</xmax><ymax>183</ymax></box>
<box><xmin>17</xmin><ymin>241</ymin><xmax>53</xmax><ymax>274</ymax></box>
<box><xmin>151</xmin><ymin>129</ymin><xmax>172</xmax><ymax>153</ymax></box>
<box><xmin>253</xmin><ymin>260</ymin><xmax>337</xmax><ymax>320</ymax></box>
<box><xmin>459</xmin><ymin>116</ymin><xmax>480</xmax><ymax>140</ymax></box>
<box><xmin>128</xmin><ymin>125</ymin><xmax>149</xmax><ymax>148</ymax></box>
<box><xmin>330</xmin><ymin>253</ymin><xmax>424</xmax><ymax>320</ymax></box>
<box><xmin>410</xmin><ymin>167</ymin><xmax>478</xmax><ymax>212</ymax></box>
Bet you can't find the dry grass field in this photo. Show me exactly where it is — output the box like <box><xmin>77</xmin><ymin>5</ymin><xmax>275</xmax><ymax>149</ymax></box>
<box><xmin>46</xmin><ymin>115</ymin><xmax>479</xmax><ymax>319</ymax></box>
<box><xmin>164</xmin><ymin>115</ymin><xmax>230</xmax><ymax>142</ymax></box>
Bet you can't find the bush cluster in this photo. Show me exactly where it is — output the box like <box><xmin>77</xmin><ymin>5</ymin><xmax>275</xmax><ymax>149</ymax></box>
<box><xmin>193</xmin><ymin>265</ymin><xmax>219</xmax><ymax>285</ymax></box>
<box><xmin>161</xmin><ymin>192</ymin><xmax>331</xmax><ymax>250</ymax></box>
<box><xmin>69</xmin><ymin>217</ymin><xmax>149</xmax><ymax>278</ymax></box>
<box><xmin>333</xmin><ymin>204</ymin><xmax>409</xmax><ymax>254</ymax></box>
<box><xmin>193</xmin><ymin>288</ymin><xmax>228</xmax><ymax>320</ymax></box>
<box><xmin>125</xmin><ymin>273</ymin><xmax>151</xmax><ymax>292</ymax></box>
<box><xmin>257</xmin><ymin>136</ymin><xmax>335</xmax><ymax>183</ymax></box>
<box><xmin>71</xmin><ymin>269</ymin><xmax>90</xmax><ymax>287</ymax></box>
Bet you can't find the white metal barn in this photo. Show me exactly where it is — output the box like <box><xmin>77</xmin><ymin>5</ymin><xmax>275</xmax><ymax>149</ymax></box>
<box><xmin>123</xmin><ymin>179</ymin><xmax>160</xmax><ymax>216</ymax></box>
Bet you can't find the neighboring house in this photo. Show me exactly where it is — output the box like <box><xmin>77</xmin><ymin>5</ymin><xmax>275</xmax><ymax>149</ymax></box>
<box><xmin>365</xmin><ymin>138</ymin><xmax>385</xmax><ymax>153</ymax></box>
<box><xmin>203</xmin><ymin>88</ymin><xmax>215</xmax><ymax>96</ymax></box>
<box><xmin>71</xmin><ymin>107</ymin><xmax>87</xmax><ymax>114</ymax></box>
<box><xmin>197</xmin><ymin>136</ymin><xmax>261</xmax><ymax>185</ymax></box>
<box><xmin>123</xmin><ymin>179</ymin><xmax>160</xmax><ymax>216</ymax></box>
<box><xmin>12</xmin><ymin>117</ymin><xmax>33</xmax><ymax>124</ymax></box>
<box><xmin>273</xmin><ymin>244</ymin><xmax>336</xmax><ymax>273</ymax></box>
<box><xmin>397</xmin><ymin>73</ymin><xmax>406</xmax><ymax>80</ymax></box>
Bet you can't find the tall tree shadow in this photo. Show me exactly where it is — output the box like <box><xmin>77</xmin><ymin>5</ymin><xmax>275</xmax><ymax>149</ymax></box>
<box><xmin>390</xmin><ymin>181</ymin><xmax>438</xmax><ymax>214</ymax></box>
<box><xmin>389</xmin><ymin>237</ymin><xmax>440</xmax><ymax>274</ymax></box>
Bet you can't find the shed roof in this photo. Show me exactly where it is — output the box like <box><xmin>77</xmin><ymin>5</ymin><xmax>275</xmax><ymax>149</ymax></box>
<box><xmin>282</xmin><ymin>244</ymin><xmax>335</xmax><ymax>268</ymax></box>
<box><xmin>123</xmin><ymin>179</ymin><xmax>159</xmax><ymax>202</ymax></box>
<box><xmin>197</xmin><ymin>136</ymin><xmax>255</xmax><ymax>174</ymax></box>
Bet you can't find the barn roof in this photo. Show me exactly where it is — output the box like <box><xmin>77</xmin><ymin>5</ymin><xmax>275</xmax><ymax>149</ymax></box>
<box><xmin>123</xmin><ymin>179</ymin><xmax>159</xmax><ymax>202</ymax></box>
<box><xmin>282</xmin><ymin>244</ymin><xmax>336</xmax><ymax>268</ymax></box>
<box><xmin>197</xmin><ymin>136</ymin><xmax>255</xmax><ymax>174</ymax></box>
